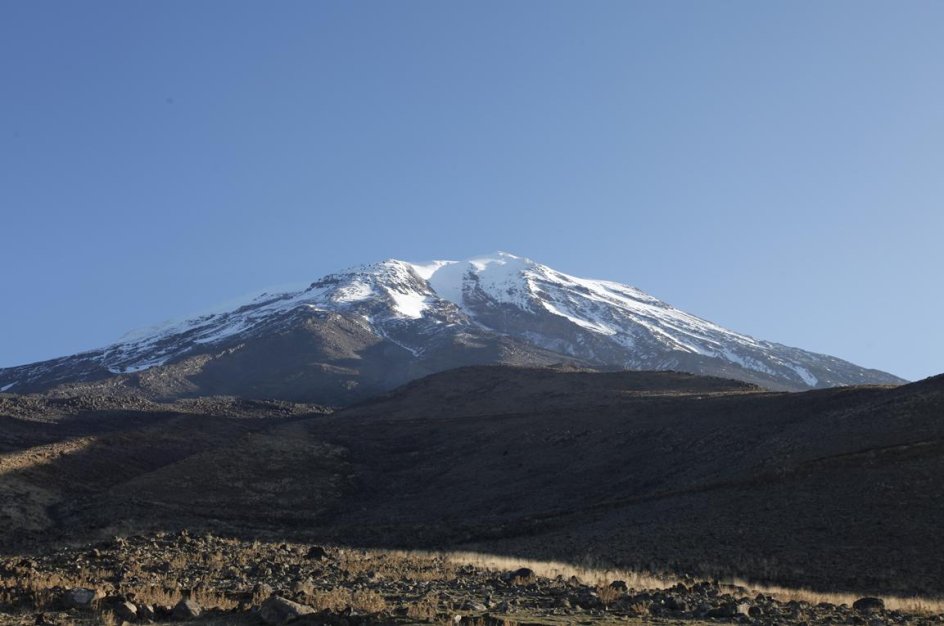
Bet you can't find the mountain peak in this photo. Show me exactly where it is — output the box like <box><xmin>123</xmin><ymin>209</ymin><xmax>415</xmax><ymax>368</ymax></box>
<box><xmin>0</xmin><ymin>253</ymin><xmax>906</xmax><ymax>400</ymax></box>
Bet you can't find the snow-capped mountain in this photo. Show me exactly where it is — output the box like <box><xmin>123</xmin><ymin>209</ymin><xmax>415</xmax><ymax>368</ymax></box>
<box><xmin>0</xmin><ymin>252</ymin><xmax>905</xmax><ymax>403</ymax></box>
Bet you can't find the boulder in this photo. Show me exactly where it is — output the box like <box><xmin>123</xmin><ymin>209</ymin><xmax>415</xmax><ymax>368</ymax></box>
<box><xmin>258</xmin><ymin>595</ymin><xmax>315</xmax><ymax>625</ymax></box>
<box><xmin>115</xmin><ymin>600</ymin><xmax>138</xmax><ymax>622</ymax></box>
<box><xmin>62</xmin><ymin>588</ymin><xmax>102</xmax><ymax>609</ymax></box>
<box><xmin>172</xmin><ymin>599</ymin><xmax>202</xmax><ymax>620</ymax></box>
<box><xmin>506</xmin><ymin>567</ymin><xmax>534</xmax><ymax>582</ymax></box>
<box><xmin>138</xmin><ymin>604</ymin><xmax>156</xmax><ymax>621</ymax></box>
<box><xmin>853</xmin><ymin>597</ymin><xmax>885</xmax><ymax>614</ymax></box>
<box><xmin>306</xmin><ymin>545</ymin><xmax>328</xmax><ymax>560</ymax></box>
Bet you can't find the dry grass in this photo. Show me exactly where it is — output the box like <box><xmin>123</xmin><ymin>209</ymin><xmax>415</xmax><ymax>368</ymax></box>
<box><xmin>100</xmin><ymin>611</ymin><xmax>118</xmax><ymax>626</ymax></box>
<box><xmin>445</xmin><ymin>550</ymin><xmax>944</xmax><ymax>615</ymax></box>
<box><xmin>341</xmin><ymin>549</ymin><xmax>456</xmax><ymax>582</ymax></box>
<box><xmin>445</xmin><ymin>551</ymin><xmax>672</xmax><ymax>590</ymax></box>
<box><xmin>596</xmin><ymin>583</ymin><xmax>622</xmax><ymax>607</ymax></box>
<box><xmin>727</xmin><ymin>579</ymin><xmax>944</xmax><ymax>615</ymax></box>
<box><xmin>132</xmin><ymin>585</ymin><xmax>181</xmax><ymax>607</ymax></box>
<box><xmin>351</xmin><ymin>589</ymin><xmax>387</xmax><ymax>613</ymax></box>
<box><xmin>310</xmin><ymin>588</ymin><xmax>350</xmax><ymax>612</ymax></box>
<box><xmin>309</xmin><ymin>588</ymin><xmax>386</xmax><ymax>613</ymax></box>
<box><xmin>627</xmin><ymin>600</ymin><xmax>651</xmax><ymax>616</ymax></box>
<box><xmin>406</xmin><ymin>594</ymin><xmax>440</xmax><ymax>621</ymax></box>
<box><xmin>1</xmin><ymin>568</ymin><xmax>108</xmax><ymax>611</ymax></box>
<box><xmin>191</xmin><ymin>587</ymin><xmax>239</xmax><ymax>611</ymax></box>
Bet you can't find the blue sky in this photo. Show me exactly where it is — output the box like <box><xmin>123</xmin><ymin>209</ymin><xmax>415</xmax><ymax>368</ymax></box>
<box><xmin>1</xmin><ymin>2</ymin><xmax>942</xmax><ymax>381</ymax></box>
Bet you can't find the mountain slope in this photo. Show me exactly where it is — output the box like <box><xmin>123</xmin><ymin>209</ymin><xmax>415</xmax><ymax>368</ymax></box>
<box><xmin>5</xmin><ymin>366</ymin><xmax>943</xmax><ymax>594</ymax></box>
<box><xmin>0</xmin><ymin>252</ymin><xmax>904</xmax><ymax>402</ymax></box>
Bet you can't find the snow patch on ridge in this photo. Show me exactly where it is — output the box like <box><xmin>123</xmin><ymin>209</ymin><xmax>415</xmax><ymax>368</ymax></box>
<box><xmin>409</xmin><ymin>260</ymin><xmax>454</xmax><ymax>281</ymax></box>
<box><xmin>387</xmin><ymin>289</ymin><xmax>429</xmax><ymax>319</ymax></box>
<box><xmin>788</xmin><ymin>364</ymin><xmax>819</xmax><ymax>387</ymax></box>
<box><xmin>332</xmin><ymin>280</ymin><xmax>374</xmax><ymax>303</ymax></box>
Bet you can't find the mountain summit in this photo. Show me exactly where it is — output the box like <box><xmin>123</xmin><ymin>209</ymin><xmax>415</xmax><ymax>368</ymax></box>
<box><xmin>0</xmin><ymin>252</ymin><xmax>904</xmax><ymax>403</ymax></box>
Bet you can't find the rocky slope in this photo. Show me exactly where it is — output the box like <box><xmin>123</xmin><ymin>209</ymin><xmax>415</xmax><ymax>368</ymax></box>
<box><xmin>0</xmin><ymin>253</ymin><xmax>904</xmax><ymax>404</ymax></box>
<box><xmin>3</xmin><ymin>532</ymin><xmax>938</xmax><ymax>626</ymax></box>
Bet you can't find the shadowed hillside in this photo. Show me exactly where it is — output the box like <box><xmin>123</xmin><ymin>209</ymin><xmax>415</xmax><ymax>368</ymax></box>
<box><xmin>1</xmin><ymin>368</ymin><xmax>941</xmax><ymax>597</ymax></box>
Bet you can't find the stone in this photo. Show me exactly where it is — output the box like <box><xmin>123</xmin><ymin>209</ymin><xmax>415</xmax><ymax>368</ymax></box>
<box><xmin>253</xmin><ymin>583</ymin><xmax>275</xmax><ymax>599</ymax></box>
<box><xmin>116</xmin><ymin>600</ymin><xmax>138</xmax><ymax>622</ymax></box>
<box><xmin>138</xmin><ymin>604</ymin><xmax>156</xmax><ymax>621</ymax></box>
<box><xmin>172</xmin><ymin>599</ymin><xmax>202</xmax><ymax>620</ymax></box>
<box><xmin>306</xmin><ymin>545</ymin><xmax>328</xmax><ymax>560</ymax></box>
<box><xmin>853</xmin><ymin>598</ymin><xmax>885</xmax><ymax>614</ymax></box>
<box><xmin>62</xmin><ymin>588</ymin><xmax>102</xmax><ymax>609</ymax></box>
<box><xmin>705</xmin><ymin>602</ymin><xmax>739</xmax><ymax>618</ymax></box>
<box><xmin>507</xmin><ymin>567</ymin><xmax>534</xmax><ymax>582</ymax></box>
<box><xmin>258</xmin><ymin>595</ymin><xmax>315</xmax><ymax>625</ymax></box>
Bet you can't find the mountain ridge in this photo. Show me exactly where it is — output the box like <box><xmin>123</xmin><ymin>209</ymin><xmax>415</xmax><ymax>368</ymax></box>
<box><xmin>0</xmin><ymin>252</ymin><xmax>905</xmax><ymax>402</ymax></box>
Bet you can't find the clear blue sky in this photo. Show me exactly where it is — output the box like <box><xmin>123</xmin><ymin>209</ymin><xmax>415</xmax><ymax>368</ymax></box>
<box><xmin>1</xmin><ymin>2</ymin><xmax>942</xmax><ymax>381</ymax></box>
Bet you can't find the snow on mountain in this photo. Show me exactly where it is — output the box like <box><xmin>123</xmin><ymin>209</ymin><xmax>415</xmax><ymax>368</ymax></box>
<box><xmin>0</xmin><ymin>252</ymin><xmax>906</xmax><ymax>397</ymax></box>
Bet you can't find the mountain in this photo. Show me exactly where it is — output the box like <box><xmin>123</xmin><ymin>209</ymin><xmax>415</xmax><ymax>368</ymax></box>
<box><xmin>0</xmin><ymin>252</ymin><xmax>904</xmax><ymax>403</ymax></box>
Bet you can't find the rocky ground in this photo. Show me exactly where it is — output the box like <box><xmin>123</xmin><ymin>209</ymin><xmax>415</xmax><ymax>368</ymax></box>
<box><xmin>0</xmin><ymin>532</ymin><xmax>941</xmax><ymax>626</ymax></box>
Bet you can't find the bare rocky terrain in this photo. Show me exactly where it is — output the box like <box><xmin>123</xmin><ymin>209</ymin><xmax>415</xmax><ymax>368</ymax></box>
<box><xmin>1</xmin><ymin>532</ymin><xmax>942</xmax><ymax>626</ymax></box>
<box><xmin>1</xmin><ymin>366</ymin><xmax>943</xmax><ymax>625</ymax></box>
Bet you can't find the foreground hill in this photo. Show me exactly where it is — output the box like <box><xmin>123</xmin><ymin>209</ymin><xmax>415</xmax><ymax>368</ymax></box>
<box><xmin>1</xmin><ymin>367</ymin><xmax>940</xmax><ymax>597</ymax></box>
<box><xmin>0</xmin><ymin>253</ymin><xmax>904</xmax><ymax>403</ymax></box>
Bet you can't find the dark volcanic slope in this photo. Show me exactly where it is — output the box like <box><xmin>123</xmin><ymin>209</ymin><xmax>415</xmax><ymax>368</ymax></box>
<box><xmin>2</xmin><ymin>368</ymin><xmax>941</xmax><ymax>597</ymax></box>
<box><xmin>306</xmin><ymin>369</ymin><xmax>943</xmax><ymax>595</ymax></box>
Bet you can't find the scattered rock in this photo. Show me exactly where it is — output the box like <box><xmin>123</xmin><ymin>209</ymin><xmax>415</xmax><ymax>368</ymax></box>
<box><xmin>854</xmin><ymin>598</ymin><xmax>886</xmax><ymax>614</ymax></box>
<box><xmin>706</xmin><ymin>602</ymin><xmax>740</xmax><ymax>618</ymax></box>
<box><xmin>306</xmin><ymin>545</ymin><xmax>328</xmax><ymax>560</ymax></box>
<box><xmin>259</xmin><ymin>595</ymin><xmax>315</xmax><ymax>625</ymax></box>
<box><xmin>254</xmin><ymin>582</ymin><xmax>275</xmax><ymax>599</ymax></box>
<box><xmin>138</xmin><ymin>604</ymin><xmax>156</xmax><ymax>621</ymax></box>
<box><xmin>62</xmin><ymin>588</ymin><xmax>101</xmax><ymax>609</ymax></box>
<box><xmin>115</xmin><ymin>600</ymin><xmax>138</xmax><ymax>622</ymax></box>
<box><xmin>172</xmin><ymin>599</ymin><xmax>202</xmax><ymax>620</ymax></box>
<box><xmin>506</xmin><ymin>567</ymin><xmax>534</xmax><ymax>582</ymax></box>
